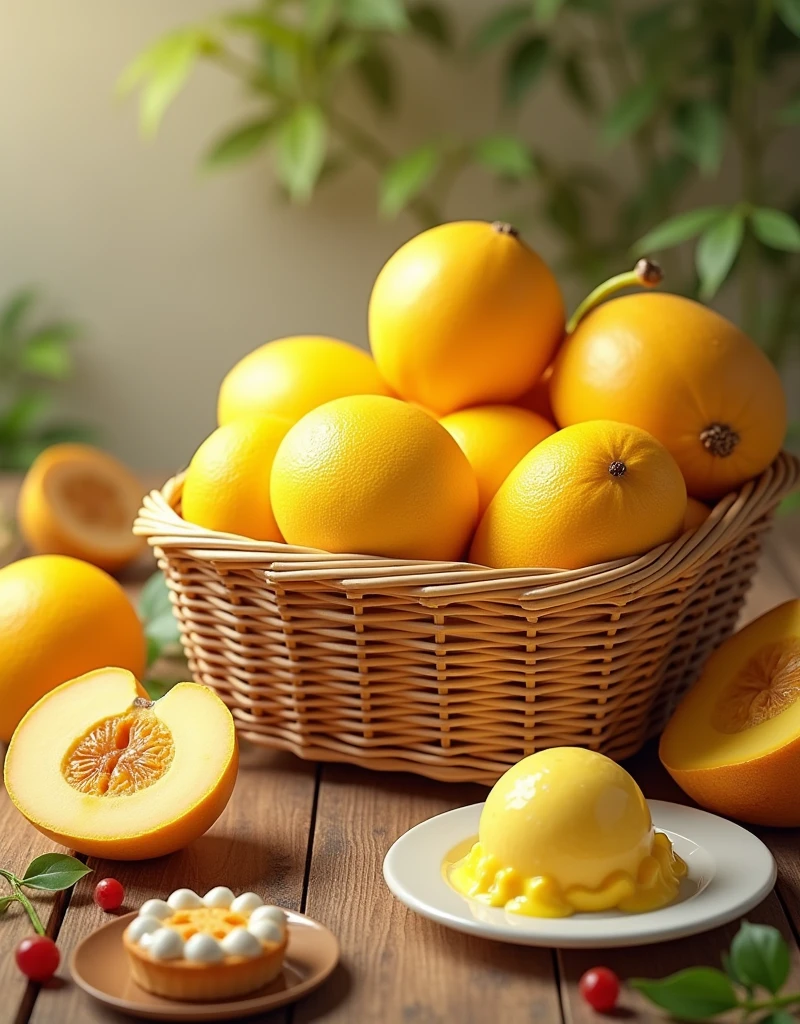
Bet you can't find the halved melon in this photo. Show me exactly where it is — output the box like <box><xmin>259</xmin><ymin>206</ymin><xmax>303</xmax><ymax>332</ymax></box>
<box><xmin>660</xmin><ymin>600</ymin><xmax>800</xmax><ymax>826</ymax></box>
<box><xmin>18</xmin><ymin>444</ymin><xmax>146</xmax><ymax>572</ymax></box>
<box><xmin>4</xmin><ymin>668</ymin><xmax>238</xmax><ymax>859</ymax></box>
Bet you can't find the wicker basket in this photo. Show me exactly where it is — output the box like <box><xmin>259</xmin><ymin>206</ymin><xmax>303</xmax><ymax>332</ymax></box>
<box><xmin>135</xmin><ymin>452</ymin><xmax>799</xmax><ymax>784</ymax></box>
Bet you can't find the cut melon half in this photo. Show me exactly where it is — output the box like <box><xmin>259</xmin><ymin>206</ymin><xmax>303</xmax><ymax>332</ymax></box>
<box><xmin>4</xmin><ymin>668</ymin><xmax>238</xmax><ymax>859</ymax></box>
<box><xmin>660</xmin><ymin>599</ymin><xmax>800</xmax><ymax>826</ymax></box>
<box><xmin>17</xmin><ymin>444</ymin><xmax>146</xmax><ymax>572</ymax></box>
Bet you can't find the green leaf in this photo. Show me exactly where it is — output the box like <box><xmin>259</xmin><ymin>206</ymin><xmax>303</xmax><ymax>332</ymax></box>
<box><xmin>760</xmin><ymin>1012</ymin><xmax>797</xmax><ymax>1024</ymax></box>
<box><xmin>0</xmin><ymin>288</ymin><xmax>37</xmax><ymax>344</ymax></box>
<box><xmin>696</xmin><ymin>208</ymin><xmax>745</xmax><ymax>301</ymax></box>
<box><xmin>140</xmin><ymin>570</ymin><xmax>173</xmax><ymax>623</ymax></box>
<box><xmin>751</xmin><ymin>208</ymin><xmax>800</xmax><ymax>252</ymax></box>
<box><xmin>19</xmin><ymin>328</ymin><xmax>75</xmax><ymax>379</ymax></box>
<box><xmin>602</xmin><ymin>79</ymin><xmax>660</xmax><ymax>147</ymax></box>
<box><xmin>777</xmin><ymin>94</ymin><xmax>800</xmax><ymax>125</ymax></box>
<box><xmin>145</xmin><ymin>611</ymin><xmax>181</xmax><ymax>652</ymax></box>
<box><xmin>470</xmin><ymin>4</ymin><xmax>533</xmax><ymax>53</ymax></box>
<box><xmin>631</xmin><ymin>968</ymin><xmax>738</xmax><ymax>1021</ymax></box>
<box><xmin>273</xmin><ymin>104</ymin><xmax>327</xmax><ymax>203</ymax></box>
<box><xmin>379</xmin><ymin>144</ymin><xmax>440</xmax><ymax>217</ymax></box>
<box><xmin>559</xmin><ymin>52</ymin><xmax>595</xmax><ymax>113</ymax></box>
<box><xmin>776</xmin><ymin>0</ymin><xmax>800</xmax><ymax>36</ymax></box>
<box><xmin>203</xmin><ymin>118</ymin><xmax>275</xmax><ymax>170</ymax></box>
<box><xmin>355</xmin><ymin>46</ymin><xmax>397</xmax><ymax>111</ymax></box>
<box><xmin>0</xmin><ymin>392</ymin><xmax>50</xmax><ymax>440</ymax></box>
<box><xmin>119</xmin><ymin>29</ymin><xmax>212</xmax><ymax>138</ymax></box>
<box><xmin>408</xmin><ymin>3</ymin><xmax>451</xmax><ymax>47</ymax></box>
<box><xmin>673</xmin><ymin>100</ymin><xmax>725</xmax><ymax>176</ymax></box>
<box><xmin>37</xmin><ymin>422</ymin><xmax>97</xmax><ymax>447</ymax></box>
<box><xmin>720</xmin><ymin>951</ymin><xmax>745</xmax><ymax>987</ymax></box>
<box><xmin>307</xmin><ymin>0</ymin><xmax>338</xmax><ymax>38</ymax></box>
<box><xmin>146</xmin><ymin>635</ymin><xmax>161</xmax><ymax>668</ymax></box>
<box><xmin>632</xmin><ymin>206</ymin><xmax>726</xmax><ymax>255</ymax></box>
<box><xmin>474</xmin><ymin>135</ymin><xmax>534</xmax><ymax>178</ymax></box>
<box><xmin>505</xmin><ymin>35</ymin><xmax>549</xmax><ymax>106</ymax></box>
<box><xmin>534</xmin><ymin>0</ymin><xmax>565</xmax><ymax>22</ymax></box>
<box><xmin>22</xmin><ymin>854</ymin><xmax>91</xmax><ymax>891</ymax></box>
<box><xmin>340</xmin><ymin>0</ymin><xmax>409</xmax><ymax>31</ymax></box>
<box><xmin>144</xmin><ymin>677</ymin><xmax>178</xmax><ymax>701</ymax></box>
<box><xmin>221</xmin><ymin>12</ymin><xmax>304</xmax><ymax>49</ymax></box>
<box><xmin>628</xmin><ymin>2</ymin><xmax>674</xmax><ymax>48</ymax></box>
<box><xmin>730</xmin><ymin>922</ymin><xmax>790</xmax><ymax>995</ymax></box>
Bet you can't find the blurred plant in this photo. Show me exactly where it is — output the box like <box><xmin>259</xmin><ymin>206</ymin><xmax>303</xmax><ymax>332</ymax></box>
<box><xmin>121</xmin><ymin>0</ymin><xmax>800</xmax><ymax>365</ymax></box>
<box><xmin>139</xmin><ymin>570</ymin><xmax>187</xmax><ymax>700</ymax></box>
<box><xmin>0</xmin><ymin>289</ymin><xmax>94</xmax><ymax>471</ymax></box>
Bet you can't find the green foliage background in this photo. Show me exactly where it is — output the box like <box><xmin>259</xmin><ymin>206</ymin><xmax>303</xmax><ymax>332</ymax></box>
<box><xmin>122</xmin><ymin>0</ymin><xmax>800</xmax><ymax>369</ymax></box>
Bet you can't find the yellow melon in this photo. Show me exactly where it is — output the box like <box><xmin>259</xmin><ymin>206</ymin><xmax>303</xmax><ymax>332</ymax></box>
<box><xmin>4</xmin><ymin>668</ymin><xmax>238</xmax><ymax>859</ymax></box>
<box><xmin>660</xmin><ymin>600</ymin><xmax>800</xmax><ymax>826</ymax></box>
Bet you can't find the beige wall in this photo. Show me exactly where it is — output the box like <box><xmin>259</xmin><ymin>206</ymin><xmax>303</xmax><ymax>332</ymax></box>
<box><xmin>0</xmin><ymin>1</ymin><xmax>791</xmax><ymax>470</ymax></box>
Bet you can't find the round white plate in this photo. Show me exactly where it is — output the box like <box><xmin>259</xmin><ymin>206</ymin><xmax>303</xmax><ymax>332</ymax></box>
<box><xmin>383</xmin><ymin>799</ymin><xmax>776</xmax><ymax>948</ymax></box>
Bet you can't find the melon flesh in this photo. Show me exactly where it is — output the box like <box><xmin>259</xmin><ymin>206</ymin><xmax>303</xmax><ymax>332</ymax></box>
<box><xmin>660</xmin><ymin>600</ymin><xmax>800</xmax><ymax>826</ymax></box>
<box><xmin>4</xmin><ymin>668</ymin><xmax>238</xmax><ymax>859</ymax></box>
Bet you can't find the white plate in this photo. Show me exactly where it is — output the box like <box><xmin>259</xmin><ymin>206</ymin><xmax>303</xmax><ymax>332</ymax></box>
<box><xmin>383</xmin><ymin>799</ymin><xmax>776</xmax><ymax>948</ymax></box>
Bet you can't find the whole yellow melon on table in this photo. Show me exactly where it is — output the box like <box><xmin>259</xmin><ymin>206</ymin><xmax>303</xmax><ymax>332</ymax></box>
<box><xmin>369</xmin><ymin>221</ymin><xmax>565</xmax><ymax>416</ymax></box>
<box><xmin>469</xmin><ymin>420</ymin><xmax>686</xmax><ymax>570</ymax></box>
<box><xmin>440</xmin><ymin>405</ymin><xmax>555</xmax><ymax>516</ymax></box>
<box><xmin>4</xmin><ymin>668</ymin><xmax>237</xmax><ymax>859</ymax></box>
<box><xmin>550</xmin><ymin>292</ymin><xmax>786</xmax><ymax>500</ymax></box>
<box><xmin>0</xmin><ymin>554</ymin><xmax>146</xmax><ymax>743</ymax></box>
<box><xmin>181</xmin><ymin>415</ymin><xmax>291</xmax><ymax>540</ymax></box>
<box><xmin>217</xmin><ymin>335</ymin><xmax>391</xmax><ymax>426</ymax></box>
<box><xmin>660</xmin><ymin>599</ymin><xmax>800</xmax><ymax>826</ymax></box>
<box><xmin>18</xmin><ymin>443</ymin><xmax>146</xmax><ymax>572</ymax></box>
<box><xmin>271</xmin><ymin>394</ymin><xmax>478</xmax><ymax>561</ymax></box>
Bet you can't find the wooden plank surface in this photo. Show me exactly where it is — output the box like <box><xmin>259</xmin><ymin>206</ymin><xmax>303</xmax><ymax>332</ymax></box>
<box><xmin>1</xmin><ymin>467</ymin><xmax>799</xmax><ymax>1024</ymax></box>
<box><xmin>27</xmin><ymin>747</ymin><xmax>316</xmax><ymax>1024</ymax></box>
<box><xmin>297</xmin><ymin>767</ymin><xmax>563</xmax><ymax>1024</ymax></box>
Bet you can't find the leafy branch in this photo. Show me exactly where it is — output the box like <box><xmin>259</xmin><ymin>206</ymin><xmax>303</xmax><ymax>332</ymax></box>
<box><xmin>0</xmin><ymin>855</ymin><xmax>91</xmax><ymax>936</ymax></box>
<box><xmin>0</xmin><ymin>289</ymin><xmax>95</xmax><ymax>471</ymax></box>
<box><xmin>632</xmin><ymin>920</ymin><xmax>800</xmax><ymax>1022</ymax></box>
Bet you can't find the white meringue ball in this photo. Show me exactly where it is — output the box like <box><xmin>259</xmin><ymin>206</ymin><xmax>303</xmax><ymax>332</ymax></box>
<box><xmin>167</xmin><ymin>888</ymin><xmax>204</xmax><ymax>910</ymax></box>
<box><xmin>138</xmin><ymin>899</ymin><xmax>172</xmax><ymax>921</ymax></box>
<box><xmin>148</xmin><ymin>928</ymin><xmax>185</xmax><ymax>961</ymax></box>
<box><xmin>230</xmin><ymin>892</ymin><xmax>263</xmax><ymax>915</ymax></box>
<box><xmin>127</xmin><ymin>916</ymin><xmax>161</xmax><ymax>943</ymax></box>
<box><xmin>249</xmin><ymin>905</ymin><xmax>287</xmax><ymax>928</ymax></box>
<box><xmin>203</xmin><ymin>886</ymin><xmax>235</xmax><ymax>909</ymax></box>
<box><xmin>184</xmin><ymin>933</ymin><xmax>224</xmax><ymax>964</ymax></box>
<box><xmin>221</xmin><ymin>927</ymin><xmax>262</xmax><ymax>959</ymax></box>
<box><xmin>248</xmin><ymin>918</ymin><xmax>284</xmax><ymax>944</ymax></box>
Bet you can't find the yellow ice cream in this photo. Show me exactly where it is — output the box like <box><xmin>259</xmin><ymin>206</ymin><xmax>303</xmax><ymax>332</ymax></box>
<box><xmin>450</xmin><ymin>747</ymin><xmax>686</xmax><ymax>918</ymax></box>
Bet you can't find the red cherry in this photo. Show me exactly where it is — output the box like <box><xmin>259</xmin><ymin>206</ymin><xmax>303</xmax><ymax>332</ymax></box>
<box><xmin>15</xmin><ymin>936</ymin><xmax>60</xmax><ymax>982</ymax></box>
<box><xmin>94</xmin><ymin>877</ymin><xmax>125</xmax><ymax>912</ymax></box>
<box><xmin>579</xmin><ymin>967</ymin><xmax>620</xmax><ymax>1013</ymax></box>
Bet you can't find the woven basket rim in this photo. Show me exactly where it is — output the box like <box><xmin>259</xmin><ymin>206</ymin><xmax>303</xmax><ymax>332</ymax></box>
<box><xmin>134</xmin><ymin>451</ymin><xmax>799</xmax><ymax>601</ymax></box>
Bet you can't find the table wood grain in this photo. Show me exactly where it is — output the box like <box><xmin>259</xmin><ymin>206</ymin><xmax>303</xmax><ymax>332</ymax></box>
<box><xmin>0</xmin><ymin>474</ymin><xmax>798</xmax><ymax>1024</ymax></box>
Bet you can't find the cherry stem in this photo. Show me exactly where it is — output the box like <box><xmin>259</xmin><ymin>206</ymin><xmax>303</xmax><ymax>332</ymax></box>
<box><xmin>0</xmin><ymin>869</ymin><xmax>45</xmax><ymax>936</ymax></box>
<box><xmin>566</xmin><ymin>258</ymin><xmax>663</xmax><ymax>335</ymax></box>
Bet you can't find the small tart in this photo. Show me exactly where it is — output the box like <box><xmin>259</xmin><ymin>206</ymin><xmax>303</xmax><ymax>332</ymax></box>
<box><xmin>123</xmin><ymin>888</ymin><xmax>288</xmax><ymax>1002</ymax></box>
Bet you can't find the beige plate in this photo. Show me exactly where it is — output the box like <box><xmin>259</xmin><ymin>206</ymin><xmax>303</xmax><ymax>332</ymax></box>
<box><xmin>70</xmin><ymin>911</ymin><xmax>339</xmax><ymax>1021</ymax></box>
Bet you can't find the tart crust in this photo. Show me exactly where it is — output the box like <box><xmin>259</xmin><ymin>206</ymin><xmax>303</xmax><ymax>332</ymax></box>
<box><xmin>123</xmin><ymin>907</ymin><xmax>288</xmax><ymax>1002</ymax></box>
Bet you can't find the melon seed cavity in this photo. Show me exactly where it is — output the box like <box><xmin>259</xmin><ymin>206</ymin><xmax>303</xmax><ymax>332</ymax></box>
<box><xmin>62</xmin><ymin>703</ymin><xmax>174</xmax><ymax>796</ymax></box>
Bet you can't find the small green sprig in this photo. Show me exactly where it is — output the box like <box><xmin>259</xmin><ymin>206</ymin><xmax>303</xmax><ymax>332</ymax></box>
<box><xmin>0</xmin><ymin>854</ymin><xmax>91</xmax><ymax>936</ymax></box>
<box><xmin>632</xmin><ymin>921</ymin><xmax>800</xmax><ymax>1022</ymax></box>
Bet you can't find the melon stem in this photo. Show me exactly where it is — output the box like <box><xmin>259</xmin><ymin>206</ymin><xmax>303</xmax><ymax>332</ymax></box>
<box><xmin>566</xmin><ymin>259</ymin><xmax>663</xmax><ymax>335</ymax></box>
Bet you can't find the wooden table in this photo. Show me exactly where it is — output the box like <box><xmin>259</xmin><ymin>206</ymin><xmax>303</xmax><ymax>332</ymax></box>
<box><xmin>1</xmin><ymin>477</ymin><xmax>799</xmax><ymax>1024</ymax></box>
